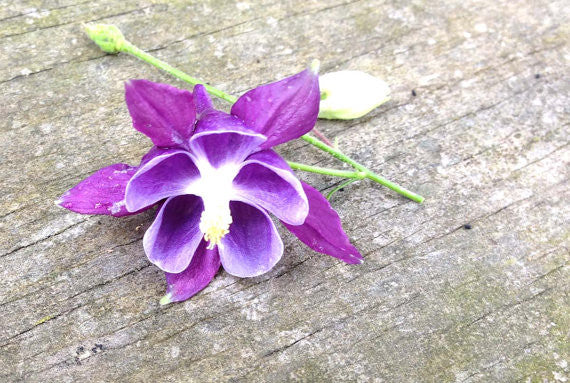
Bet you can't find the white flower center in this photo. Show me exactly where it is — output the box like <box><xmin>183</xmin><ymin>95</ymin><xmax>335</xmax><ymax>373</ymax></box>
<box><xmin>199</xmin><ymin>201</ymin><xmax>232</xmax><ymax>249</ymax></box>
<box><xmin>192</xmin><ymin>161</ymin><xmax>239</xmax><ymax>249</ymax></box>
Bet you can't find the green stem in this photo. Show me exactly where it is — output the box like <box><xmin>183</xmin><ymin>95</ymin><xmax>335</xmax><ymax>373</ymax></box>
<box><xmin>327</xmin><ymin>178</ymin><xmax>360</xmax><ymax>200</ymax></box>
<box><xmin>93</xmin><ymin>26</ymin><xmax>424</xmax><ymax>203</ymax></box>
<box><xmin>300</xmin><ymin>135</ymin><xmax>424</xmax><ymax>203</ymax></box>
<box><xmin>367</xmin><ymin>172</ymin><xmax>424</xmax><ymax>203</ymax></box>
<box><xmin>300</xmin><ymin>134</ymin><xmax>364</xmax><ymax>171</ymax></box>
<box><xmin>120</xmin><ymin>41</ymin><xmax>237</xmax><ymax>104</ymax></box>
<box><xmin>287</xmin><ymin>161</ymin><xmax>367</xmax><ymax>179</ymax></box>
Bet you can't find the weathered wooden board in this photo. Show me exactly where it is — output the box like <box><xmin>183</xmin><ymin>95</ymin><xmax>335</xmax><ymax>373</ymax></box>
<box><xmin>0</xmin><ymin>0</ymin><xmax>568</xmax><ymax>382</ymax></box>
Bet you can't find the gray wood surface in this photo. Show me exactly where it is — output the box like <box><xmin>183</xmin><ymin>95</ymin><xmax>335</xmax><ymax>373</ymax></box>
<box><xmin>1</xmin><ymin>1</ymin><xmax>568</xmax><ymax>382</ymax></box>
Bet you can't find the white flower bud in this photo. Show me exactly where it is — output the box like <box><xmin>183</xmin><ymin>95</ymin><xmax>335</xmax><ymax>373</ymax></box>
<box><xmin>318</xmin><ymin>71</ymin><xmax>391</xmax><ymax>120</ymax></box>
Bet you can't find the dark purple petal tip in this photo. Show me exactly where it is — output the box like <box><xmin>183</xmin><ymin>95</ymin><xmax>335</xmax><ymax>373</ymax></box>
<box><xmin>125</xmin><ymin>79</ymin><xmax>196</xmax><ymax>148</ymax></box>
<box><xmin>58</xmin><ymin>163</ymin><xmax>142</xmax><ymax>217</ymax></box>
<box><xmin>231</xmin><ymin>65</ymin><xmax>320</xmax><ymax>148</ymax></box>
<box><xmin>283</xmin><ymin>182</ymin><xmax>363</xmax><ymax>264</ymax></box>
<box><xmin>161</xmin><ymin>240</ymin><xmax>221</xmax><ymax>304</ymax></box>
<box><xmin>193</xmin><ymin>84</ymin><xmax>214</xmax><ymax>117</ymax></box>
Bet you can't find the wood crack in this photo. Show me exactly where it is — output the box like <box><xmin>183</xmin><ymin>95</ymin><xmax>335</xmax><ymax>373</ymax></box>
<box><xmin>0</xmin><ymin>218</ymin><xmax>89</xmax><ymax>259</ymax></box>
<box><xmin>460</xmin><ymin>288</ymin><xmax>553</xmax><ymax>330</ymax></box>
<box><xmin>0</xmin><ymin>0</ymin><xmax>92</xmax><ymax>23</ymax></box>
<box><xmin>0</xmin><ymin>5</ymin><xmax>159</xmax><ymax>40</ymax></box>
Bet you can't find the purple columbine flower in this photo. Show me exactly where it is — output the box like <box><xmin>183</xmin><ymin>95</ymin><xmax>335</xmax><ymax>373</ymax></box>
<box><xmin>58</xmin><ymin>67</ymin><xmax>362</xmax><ymax>304</ymax></box>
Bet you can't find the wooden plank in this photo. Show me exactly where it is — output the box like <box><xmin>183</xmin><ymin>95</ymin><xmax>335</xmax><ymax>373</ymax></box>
<box><xmin>0</xmin><ymin>0</ymin><xmax>568</xmax><ymax>381</ymax></box>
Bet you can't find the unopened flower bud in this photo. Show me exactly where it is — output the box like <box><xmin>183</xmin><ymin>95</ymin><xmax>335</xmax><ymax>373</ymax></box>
<box><xmin>84</xmin><ymin>24</ymin><xmax>126</xmax><ymax>54</ymax></box>
<box><xmin>318</xmin><ymin>70</ymin><xmax>391</xmax><ymax>120</ymax></box>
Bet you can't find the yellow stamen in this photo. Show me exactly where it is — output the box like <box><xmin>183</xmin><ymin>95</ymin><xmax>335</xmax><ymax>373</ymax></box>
<box><xmin>199</xmin><ymin>204</ymin><xmax>232</xmax><ymax>249</ymax></box>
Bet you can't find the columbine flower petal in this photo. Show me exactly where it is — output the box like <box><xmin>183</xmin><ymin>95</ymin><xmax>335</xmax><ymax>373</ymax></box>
<box><xmin>125</xmin><ymin>79</ymin><xmax>196</xmax><ymax>148</ymax></box>
<box><xmin>58</xmin><ymin>146</ymin><xmax>172</xmax><ymax>217</ymax></box>
<box><xmin>219</xmin><ymin>201</ymin><xmax>283</xmax><ymax>277</ymax></box>
<box><xmin>193</xmin><ymin>84</ymin><xmax>214</xmax><ymax>117</ymax></box>
<box><xmin>282</xmin><ymin>182</ymin><xmax>363</xmax><ymax>264</ymax></box>
<box><xmin>143</xmin><ymin>195</ymin><xmax>204</xmax><ymax>273</ymax></box>
<box><xmin>125</xmin><ymin>149</ymin><xmax>200</xmax><ymax>212</ymax></box>
<box><xmin>231</xmin><ymin>64</ymin><xmax>320</xmax><ymax>149</ymax></box>
<box><xmin>57</xmin><ymin>163</ymin><xmax>140</xmax><ymax>217</ymax></box>
<box><xmin>190</xmin><ymin>110</ymin><xmax>266</xmax><ymax>168</ymax></box>
<box><xmin>161</xmin><ymin>240</ymin><xmax>221</xmax><ymax>305</ymax></box>
<box><xmin>233</xmin><ymin>150</ymin><xmax>308</xmax><ymax>225</ymax></box>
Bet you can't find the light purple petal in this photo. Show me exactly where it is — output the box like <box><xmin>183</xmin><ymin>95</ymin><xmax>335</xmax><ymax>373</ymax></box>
<box><xmin>143</xmin><ymin>195</ymin><xmax>204</xmax><ymax>273</ymax></box>
<box><xmin>162</xmin><ymin>240</ymin><xmax>220</xmax><ymax>304</ymax></box>
<box><xmin>233</xmin><ymin>150</ymin><xmax>308</xmax><ymax>225</ymax></box>
<box><xmin>58</xmin><ymin>163</ymin><xmax>144</xmax><ymax>217</ymax></box>
<box><xmin>125</xmin><ymin>150</ymin><xmax>200</xmax><ymax>212</ymax></box>
<box><xmin>139</xmin><ymin>146</ymin><xmax>166</xmax><ymax>166</ymax></box>
<box><xmin>125</xmin><ymin>79</ymin><xmax>196</xmax><ymax>148</ymax></box>
<box><xmin>189</xmin><ymin>110</ymin><xmax>266</xmax><ymax>168</ymax></box>
<box><xmin>219</xmin><ymin>201</ymin><xmax>283</xmax><ymax>277</ymax></box>
<box><xmin>193</xmin><ymin>84</ymin><xmax>214</xmax><ymax>117</ymax></box>
<box><xmin>282</xmin><ymin>182</ymin><xmax>363</xmax><ymax>264</ymax></box>
<box><xmin>231</xmin><ymin>67</ymin><xmax>320</xmax><ymax>149</ymax></box>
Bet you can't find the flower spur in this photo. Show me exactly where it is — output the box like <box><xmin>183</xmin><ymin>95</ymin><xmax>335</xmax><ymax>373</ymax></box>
<box><xmin>58</xmin><ymin>68</ymin><xmax>363</xmax><ymax>303</ymax></box>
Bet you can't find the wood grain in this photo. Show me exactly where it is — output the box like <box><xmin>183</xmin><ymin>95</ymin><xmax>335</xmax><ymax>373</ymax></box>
<box><xmin>0</xmin><ymin>0</ymin><xmax>568</xmax><ymax>381</ymax></box>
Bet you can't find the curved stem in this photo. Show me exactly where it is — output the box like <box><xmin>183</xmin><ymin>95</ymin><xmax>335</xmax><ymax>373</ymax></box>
<box><xmin>327</xmin><ymin>178</ymin><xmax>360</xmax><ymax>200</ymax></box>
<box><xmin>121</xmin><ymin>41</ymin><xmax>238</xmax><ymax>104</ymax></box>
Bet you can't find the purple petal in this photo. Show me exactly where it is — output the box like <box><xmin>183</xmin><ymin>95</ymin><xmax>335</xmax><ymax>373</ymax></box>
<box><xmin>143</xmin><ymin>195</ymin><xmax>204</xmax><ymax>273</ymax></box>
<box><xmin>231</xmin><ymin>67</ymin><xmax>320</xmax><ymax>149</ymax></box>
<box><xmin>233</xmin><ymin>150</ymin><xmax>308</xmax><ymax>225</ymax></box>
<box><xmin>189</xmin><ymin>110</ymin><xmax>266</xmax><ymax>168</ymax></box>
<box><xmin>282</xmin><ymin>182</ymin><xmax>363</xmax><ymax>264</ymax></box>
<box><xmin>125</xmin><ymin>150</ymin><xmax>200</xmax><ymax>212</ymax></box>
<box><xmin>139</xmin><ymin>146</ymin><xmax>166</xmax><ymax>166</ymax></box>
<box><xmin>125</xmin><ymin>79</ymin><xmax>196</xmax><ymax>148</ymax></box>
<box><xmin>58</xmin><ymin>163</ymin><xmax>142</xmax><ymax>217</ymax></box>
<box><xmin>193</xmin><ymin>84</ymin><xmax>214</xmax><ymax>117</ymax></box>
<box><xmin>219</xmin><ymin>201</ymin><xmax>283</xmax><ymax>277</ymax></box>
<box><xmin>161</xmin><ymin>240</ymin><xmax>220</xmax><ymax>304</ymax></box>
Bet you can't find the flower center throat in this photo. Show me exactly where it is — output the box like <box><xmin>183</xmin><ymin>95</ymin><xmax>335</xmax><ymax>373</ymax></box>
<box><xmin>199</xmin><ymin>203</ymin><xmax>232</xmax><ymax>249</ymax></box>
